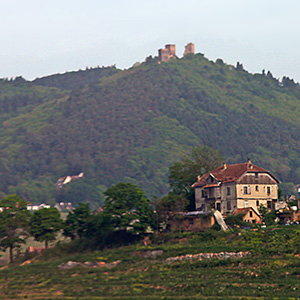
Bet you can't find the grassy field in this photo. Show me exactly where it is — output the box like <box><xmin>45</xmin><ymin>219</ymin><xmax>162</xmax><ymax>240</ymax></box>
<box><xmin>0</xmin><ymin>227</ymin><xmax>299</xmax><ymax>299</ymax></box>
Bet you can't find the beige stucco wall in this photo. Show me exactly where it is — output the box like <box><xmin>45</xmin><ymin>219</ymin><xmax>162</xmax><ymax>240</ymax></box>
<box><xmin>195</xmin><ymin>188</ymin><xmax>206</xmax><ymax>210</ymax></box>
<box><xmin>221</xmin><ymin>183</ymin><xmax>236</xmax><ymax>200</ymax></box>
<box><xmin>242</xmin><ymin>210</ymin><xmax>262</xmax><ymax>224</ymax></box>
<box><xmin>236</xmin><ymin>198</ymin><xmax>270</xmax><ymax>212</ymax></box>
<box><xmin>236</xmin><ymin>183</ymin><xmax>277</xmax><ymax>200</ymax></box>
<box><xmin>195</xmin><ymin>186</ymin><xmax>221</xmax><ymax>210</ymax></box>
<box><xmin>236</xmin><ymin>183</ymin><xmax>277</xmax><ymax>213</ymax></box>
<box><xmin>221</xmin><ymin>199</ymin><xmax>237</xmax><ymax>213</ymax></box>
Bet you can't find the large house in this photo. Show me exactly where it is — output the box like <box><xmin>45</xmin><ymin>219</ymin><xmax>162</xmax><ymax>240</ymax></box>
<box><xmin>192</xmin><ymin>160</ymin><xmax>279</xmax><ymax>215</ymax></box>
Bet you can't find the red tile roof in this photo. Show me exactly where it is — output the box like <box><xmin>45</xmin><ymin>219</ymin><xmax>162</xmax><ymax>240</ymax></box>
<box><xmin>192</xmin><ymin>162</ymin><xmax>278</xmax><ymax>188</ymax></box>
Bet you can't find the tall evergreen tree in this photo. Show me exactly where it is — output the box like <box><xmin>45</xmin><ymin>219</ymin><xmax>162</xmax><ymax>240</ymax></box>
<box><xmin>29</xmin><ymin>207</ymin><xmax>63</xmax><ymax>249</ymax></box>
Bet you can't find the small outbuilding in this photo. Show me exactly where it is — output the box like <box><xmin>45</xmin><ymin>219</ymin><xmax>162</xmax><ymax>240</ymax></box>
<box><xmin>233</xmin><ymin>207</ymin><xmax>262</xmax><ymax>224</ymax></box>
<box><xmin>169</xmin><ymin>211</ymin><xmax>215</xmax><ymax>232</ymax></box>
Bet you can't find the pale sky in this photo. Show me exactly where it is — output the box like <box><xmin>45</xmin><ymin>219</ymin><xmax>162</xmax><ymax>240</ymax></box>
<box><xmin>0</xmin><ymin>0</ymin><xmax>299</xmax><ymax>82</ymax></box>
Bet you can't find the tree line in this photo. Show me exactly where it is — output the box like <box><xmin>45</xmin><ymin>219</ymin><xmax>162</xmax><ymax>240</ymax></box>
<box><xmin>0</xmin><ymin>185</ymin><xmax>150</xmax><ymax>264</ymax></box>
<box><xmin>0</xmin><ymin>146</ymin><xmax>222</xmax><ymax>263</ymax></box>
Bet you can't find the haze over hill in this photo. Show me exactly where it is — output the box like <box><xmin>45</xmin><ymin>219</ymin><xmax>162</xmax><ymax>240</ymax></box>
<box><xmin>0</xmin><ymin>53</ymin><xmax>299</xmax><ymax>206</ymax></box>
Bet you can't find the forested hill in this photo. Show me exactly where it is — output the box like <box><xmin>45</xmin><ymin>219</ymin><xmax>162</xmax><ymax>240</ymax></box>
<box><xmin>32</xmin><ymin>66</ymin><xmax>119</xmax><ymax>90</ymax></box>
<box><xmin>0</xmin><ymin>54</ymin><xmax>299</xmax><ymax>206</ymax></box>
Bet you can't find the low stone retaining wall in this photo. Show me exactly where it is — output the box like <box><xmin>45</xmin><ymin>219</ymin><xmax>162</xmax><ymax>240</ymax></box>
<box><xmin>166</xmin><ymin>251</ymin><xmax>250</xmax><ymax>262</ymax></box>
<box><xmin>58</xmin><ymin>260</ymin><xmax>121</xmax><ymax>269</ymax></box>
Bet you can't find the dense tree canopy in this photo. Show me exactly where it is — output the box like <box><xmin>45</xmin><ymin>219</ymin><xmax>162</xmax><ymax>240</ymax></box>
<box><xmin>0</xmin><ymin>54</ymin><xmax>300</xmax><ymax>205</ymax></box>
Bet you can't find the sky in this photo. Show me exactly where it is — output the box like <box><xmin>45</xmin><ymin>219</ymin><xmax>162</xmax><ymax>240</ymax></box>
<box><xmin>0</xmin><ymin>0</ymin><xmax>299</xmax><ymax>82</ymax></box>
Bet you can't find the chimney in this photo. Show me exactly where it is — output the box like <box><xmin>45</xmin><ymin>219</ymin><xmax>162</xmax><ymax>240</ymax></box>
<box><xmin>223</xmin><ymin>163</ymin><xmax>227</xmax><ymax>169</ymax></box>
<box><xmin>197</xmin><ymin>175</ymin><xmax>201</xmax><ymax>181</ymax></box>
<box><xmin>247</xmin><ymin>158</ymin><xmax>253</xmax><ymax>169</ymax></box>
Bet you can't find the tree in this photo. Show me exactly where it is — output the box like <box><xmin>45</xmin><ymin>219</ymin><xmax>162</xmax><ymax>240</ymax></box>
<box><xmin>225</xmin><ymin>213</ymin><xmax>247</xmax><ymax>228</ymax></box>
<box><xmin>278</xmin><ymin>187</ymin><xmax>284</xmax><ymax>201</ymax></box>
<box><xmin>169</xmin><ymin>146</ymin><xmax>223</xmax><ymax>195</ymax></box>
<box><xmin>281</xmin><ymin>76</ymin><xmax>297</xmax><ymax>88</ymax></box>
<box><xmin>168</xmin><ymin>146</ymin><xmax>223</xmax><ymax>210</ymax></box>
<box><xmin>0</xmin><ymin>194</ymin><xmax>30</xmax><ymax>263</ymax></box>
<box><xmin>258</xmin><ymin>204</ymin><xmax>276</xmax><ymax>226</ymax></box>
<box><xmin>29</xmin><ymin>207</ymin><xmax>63</xmax><ymax>249</ymax></box>
<box><xmin>63</xmin><ymin>203</ymin><xmax>91</xmax><ymax>240</ymax></box>
<box><xmin>82</xmin><ymin>212</ymin><xmax>115</xmax><ymax>249</ymax></box>
<box><xmin>152</xmin><ymin>193</ymin><xmax>188</xmax><ymax>231</ymax></box>
<box><xmin>103</xmin><ymin>183</ymin><xmax>153</xmax><ymax>235</ymax></box>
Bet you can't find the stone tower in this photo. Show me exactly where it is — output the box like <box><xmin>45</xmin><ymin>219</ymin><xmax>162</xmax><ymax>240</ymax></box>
<box><xmin>183</xmin><ymin>43</ymin><xmax>195</xmax><ymax>57</ymax></box>
<box><xmin>158</xmin><ymin>44</ymin><xmax>176</xmax><ymax>62</ymax></box>
<box><xmin>158</xmin><ymin>48</ymin><xmax>170</xmax><ymax>62</ymax></box>
<box><xmin>165</xmin><ymin>44</ymin><xmax>176</xmax><ymax>56</ymax></box>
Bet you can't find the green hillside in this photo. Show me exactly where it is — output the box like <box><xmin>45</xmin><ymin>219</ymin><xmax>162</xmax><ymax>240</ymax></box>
<box><xmin>32</xmin><ymin>65</ymin><xmax>119</xmax><ymax>90</ymax></box>
<box><xmin>1</xmin><ymin>228</ymin><xmax>300</xmax><ymax>299</ymax></box>
<box><xmin>0</xmin><ymin>78</ymin><xmax>67</xmax><ymax>121</ymax></box>
<box><xmin>0</xmin><ymin>54</ymin><xmax>299</xmax><ymax>205</ymax></box>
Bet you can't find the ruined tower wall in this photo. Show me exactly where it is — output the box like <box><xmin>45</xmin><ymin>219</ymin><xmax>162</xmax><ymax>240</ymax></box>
<box><xmin>183</xmin><ymin>43</ymin><xmax>195</xmax><ymax>56</ymax></box>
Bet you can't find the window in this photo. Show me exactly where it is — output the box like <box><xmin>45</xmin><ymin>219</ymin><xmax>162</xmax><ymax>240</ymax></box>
<box><xmin>201</xmin><ymin>189</ymin><xmax>205</xmax><ymax>198</ymax></box>
<box><xmin>245</xmin><ymin>200</ymin><xmax>249</xmax><ymax>208</ymax></box>
<box><xmin>255</xmin><ymin>173</ymin><xmax>258</xmax><ymax>179</ymax></box>
<box><xmin>249</xmin><ymin>211</ymin><xmax>253</xmax><ymax>218</ymax></box>
<box><xmin>267</xmin><ymin>186</ymin><xmax>271</xmax><ymax>195</ymax></box>
<box><xmin>243</xmin><ymin>186</ymin><xmax>251</xmax><ymax>195</ymax></box>
<box><xmin>227</xmin><ymin>187</ymin><xmax>231</xmax><ymax>196</ymax></box>
<box><xmin>227</xmin><ymin>201</ymin><xmax>231</xmax><ymax>211</ymax></box>
<box><xmin>216</xmin><ymin>203</ymin><xmax>221</xmax><ymax>211</ymax></box>
<box><xmin>256</xmin><ymin>185</ymin><xmax>259</xmax><ymax>192</ymax></box>
<box><xmin>267</xmin><ymin>201</ymin><xmax>272</xmax><ymax>209</ymax></box>
<box><xmin>256</xmin><ymin>200</ymin><xmax>259</xmax><ymax>207</ymax></box>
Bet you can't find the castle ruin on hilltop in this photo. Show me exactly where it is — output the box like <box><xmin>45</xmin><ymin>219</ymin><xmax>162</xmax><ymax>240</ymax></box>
<box><xmin>158</xmin><ymin>42</ymin><xmax>195</xmax><ymax>62</ymax></box>
<box><xmin>158</xmin><ymin>44</ymin><xmax>176</xmax><ymax>62</ymax></box>
<box><xmin>183</xmin><ymin>43</ymin><xmax>195</xmax><ymax>57</ymax></box>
